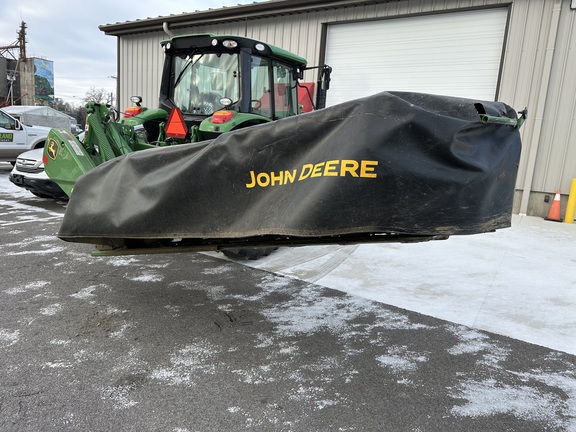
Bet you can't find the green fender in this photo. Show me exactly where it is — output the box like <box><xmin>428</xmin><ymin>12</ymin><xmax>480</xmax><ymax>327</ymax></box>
<box><xmin>199</xmin><ymin>111</ymin><xmax>272</xmax><ymax>135</ymax></box>
<box><xmin>121</xmin><ymin>107</ymin><xmax>169</xmax><ymax>127</ymax></box>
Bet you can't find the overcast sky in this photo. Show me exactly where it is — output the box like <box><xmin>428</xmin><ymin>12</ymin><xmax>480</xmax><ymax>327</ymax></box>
<box><xmin>1</xmin><ymin>0</ymin><xmax>254</xmax><ymax>106</ymax></box>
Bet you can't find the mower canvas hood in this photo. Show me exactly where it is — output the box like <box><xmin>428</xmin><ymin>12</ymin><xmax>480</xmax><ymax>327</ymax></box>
<box><xmin>57</xmin><ymin>91</ymin><xmax>523</xmax><ymax>253</ymax></box>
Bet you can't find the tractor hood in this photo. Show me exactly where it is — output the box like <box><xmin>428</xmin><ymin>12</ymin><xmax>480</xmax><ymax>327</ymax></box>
<box><xmin>57</xmin><ymin>91</ymin><xmax>523</xmax><ymax>253</ymax></box>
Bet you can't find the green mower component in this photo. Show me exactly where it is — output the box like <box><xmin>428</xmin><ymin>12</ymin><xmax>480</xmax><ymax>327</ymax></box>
<box><xmin>43</xmin><ymin>102</ymin><xmax>155</xmax><ymax>197</ymax></box>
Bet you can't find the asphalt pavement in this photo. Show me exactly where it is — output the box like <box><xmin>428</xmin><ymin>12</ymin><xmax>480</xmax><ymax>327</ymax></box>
<box><xmin>1</xmin><ymin>163</ymin><xmax>575</xmax><ymax>432</ymax></box>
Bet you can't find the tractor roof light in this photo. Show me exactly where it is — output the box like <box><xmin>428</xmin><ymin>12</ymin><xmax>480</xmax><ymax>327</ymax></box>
<box><xmin>254</xmin><ymin>43</ymin><xmax>265</xmax><ymax>52</ymax></box>
<box><xmin>222</xmin><ymin>39</ymin><xmax>238</xmax><ymax>49</ymax></box>
<box><xmin>211</xmin><ymin>110</ymin><xmax>234</xmax><ymax>124</ymax></box>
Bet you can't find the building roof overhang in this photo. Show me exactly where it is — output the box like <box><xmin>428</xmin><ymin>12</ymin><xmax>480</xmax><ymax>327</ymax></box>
<box><xmin>99</xmin><ymin>0</ymin><xmax>393</xmax><ymax>36</ymax></box>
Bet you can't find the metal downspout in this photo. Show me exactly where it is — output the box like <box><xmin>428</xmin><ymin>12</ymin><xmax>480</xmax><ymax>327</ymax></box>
<box><xmin>519</xmin><ymin>0</ymin><xmax>562</xmax><ymax>215</ymax></box>
<box><xmin>163</xmin><ymin>22</ymin><xmax>175</xmax><ymax>38</ymax></box>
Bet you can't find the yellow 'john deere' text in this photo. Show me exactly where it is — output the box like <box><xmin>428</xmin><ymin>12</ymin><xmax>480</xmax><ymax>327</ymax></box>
<box><xmin>245</xmin><ymin>159</ymin><xmax>378</xmax><ymax>189</ymax></box>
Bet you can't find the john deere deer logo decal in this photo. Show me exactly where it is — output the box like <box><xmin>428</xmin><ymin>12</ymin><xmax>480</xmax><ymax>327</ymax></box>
<box><xmin>46</xmin><ymin>137</ymin><xmax>59</xmax><ymax>160</ymax></box>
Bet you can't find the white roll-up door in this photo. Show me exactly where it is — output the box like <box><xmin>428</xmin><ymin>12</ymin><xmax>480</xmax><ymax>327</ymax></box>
<box><xmin>324</xmin><ymin>7</ymin><xmax>508</xmax><ymax>106</ymax></box>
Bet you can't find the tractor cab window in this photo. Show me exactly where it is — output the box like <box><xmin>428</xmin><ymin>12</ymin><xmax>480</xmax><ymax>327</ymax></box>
<box><xmin>273</xmin><ymin>62</ymin><xmax>298</xmax><ymax>118</ymax></box>
<box><xmin>171</xmin><ymin>52</ymin><xmax>240</xmax><ymax>115</ymax></box>
<box><xmin>250</xmin><ymin>55</ymin><xmax>271</xmax><ymax>118</ymax></box>
<box><xmin>250</xmin><ymin>55</ymin><xmax>298</xmax><ymax>119</ymax></box>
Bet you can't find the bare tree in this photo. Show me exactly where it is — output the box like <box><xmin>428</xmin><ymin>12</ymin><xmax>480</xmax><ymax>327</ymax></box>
<box><xmin>82</xmin><ymin>87</ymin><xmax>113</xmax><ymax>105</ymax></box>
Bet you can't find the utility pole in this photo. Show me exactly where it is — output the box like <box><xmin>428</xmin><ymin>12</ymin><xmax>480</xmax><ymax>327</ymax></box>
<box><xmin>0</xmin><ymin>21</ymin><xmax>27</xmax><ymax>60</ymax></box>
<box><xmin>1</xmin><ymin>22</ymin><xmax>27</xmax><ymax>106</ymax></box>
<box><xmin>18</xmin><ymin>22</ymin><xmax>27</xmax><ymax>60</ymax></box>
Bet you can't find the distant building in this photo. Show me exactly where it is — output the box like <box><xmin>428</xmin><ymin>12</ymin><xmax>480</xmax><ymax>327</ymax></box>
<box><xmin>1</xmin><ymin>21</ymin><xmax>54</xmax><ymax>107</ymax></box>
<box><xmin>0</xmin><ymin>57</ymin><xmax>54</xmax><ymax>107</ymax></box>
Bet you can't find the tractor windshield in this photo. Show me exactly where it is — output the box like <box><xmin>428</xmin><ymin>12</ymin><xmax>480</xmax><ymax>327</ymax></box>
<box><xmin>171</xmin><ymin>52</ymin><xmax>240</xmax><ymax>115</ymax></box>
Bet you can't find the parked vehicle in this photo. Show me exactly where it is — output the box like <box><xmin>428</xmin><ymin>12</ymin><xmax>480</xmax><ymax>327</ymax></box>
<box><xmin>9</xmin><ymin>148</ymin><xmax>67</xmax><ymax>199</ymax></box>
<box><xmin>9</xmin><ymin>131</ymin><xmax>84</xmax><ymax>200</ymax></box>
<box><xmin>0</xmin><ymin>108</ymin><xmax>51</xmax><ymax>164</ymax></box>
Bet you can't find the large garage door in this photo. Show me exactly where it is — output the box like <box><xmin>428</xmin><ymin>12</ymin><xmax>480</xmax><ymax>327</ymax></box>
<box><xmin>324</xmin><ymin>7</ymin><xmax>508</xmax><ymax>106</ymax></box>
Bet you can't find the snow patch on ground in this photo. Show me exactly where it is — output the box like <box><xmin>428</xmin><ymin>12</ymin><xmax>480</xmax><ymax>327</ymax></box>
<box><xmin>376</xmin><ymin>345</ymin><xmax>429</xmax><ymax>373</ymax></box>
<box><xmin>40</xmin><ymin>303</ymin><xmax>62</xmax><ymax>316</ymax></box>
<box><xmin>164</xmin><ymin>305</ymin><xmax>181</xmax><ymax>317</ymax></box>
<box><xmin>447</xmin><ymin>339</ymin><xmax>576</xmax><ymax>429</ymax></box>
<box><xmin>43</xmin><ymin>361</ymin><xmax>73</xmax><ymax>369</ymax></box>
<box><xmin>0</xmin><ymin>197</ymin><xmax>63</xmax><ymax>218</ymax></box>
<box><xmin>127</xmin><ymin>271</ymin><xmax>164</xmax><ymax>283</ymax></box>
<box><xmin>4</xmin><ymin>280</ymin><xmax>50</xmax><ymax>295</ymax></box>
<box><xmin>446</xmin><ymin>324</ymin><xmax>511</xmax><ymax>366</ymax></box>
<box><xmin>232</xmin><ymin>364</ymin><xmax>277</xmax><ymax>385</ymax></box>
<box><xmin>6</xmin><ymin>245</ymin><xmax>66</xmax><ymax>256</ymax></box>
<box><xmin>0</xmin><ymin>329</ymin><xmax>20</xmax><ymax>347</ymax></box>
<box><xmin>50</xmin><ymin>339</ymin><xmax>71</xmax><ymax>346</ymax></box>
<box><xmin>108</xmin><ymin>257</ymin><xmax>141</xmax><ymax>267</ymax></box>
<box><xmin>168</xmin><ymin>280</ymin><xmax>208</xmax><ymax>292</ymax></box>
<box><xmin>101</xmin><ymin>384</ymin><xmax>138</xmax><ymax>410</ymax></box>
<box><xmin>151</xmin><ymin>340</ymin><xmax>221</xmax><ymax>386</ymax></box>
<box><xmin>451</xmin><ymin>379</ymin><xmax>562</xmax><ymax>424</ymax></box>
<box><xmin>261</xmin><ymin>291</ymin><xmax>363</xmax><ymax>335</ymax></box>
<box><xmin>259</xmin><ymin>284</ymin><xmax>429</xmax><ymax>336</ymax></box>
<box><xmin>109</xmin><ymin>323</ymin><xmax>130</xmax><ymax>339</ymax></box>
<box><xmin>201</xmin><ymin>264</ymin><xmax>235</xmax><ymax>275</ymax></box>
<box><xmin>0</xmin><ymin>175</ymin><xmax>34</xmax><ymax>197</ymax></box>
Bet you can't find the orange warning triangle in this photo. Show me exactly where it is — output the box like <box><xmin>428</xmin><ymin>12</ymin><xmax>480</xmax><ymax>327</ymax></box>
<box><xmin>165</xmin><ymin>108</ymin><xmax>188</xmax><ymax>139</ymax></box>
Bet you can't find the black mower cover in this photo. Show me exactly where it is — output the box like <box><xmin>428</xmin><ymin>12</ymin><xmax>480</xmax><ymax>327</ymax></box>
<box><xmin>58</xmin><ymin>91</ymin><xmax>523</xmax><ymax>251</ymax></box>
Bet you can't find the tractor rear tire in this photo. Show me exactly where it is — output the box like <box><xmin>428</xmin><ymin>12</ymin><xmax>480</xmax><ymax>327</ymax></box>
<box><xmin>222</xmin><ymin>247</ymin><xmax>278</xmax><ymax>260</ymax></box>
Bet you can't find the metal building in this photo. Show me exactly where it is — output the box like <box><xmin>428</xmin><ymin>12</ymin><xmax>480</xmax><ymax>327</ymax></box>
<box><xmin>100</xmin><ymin>0</ymin><xmax>576</xmax><ymax>218</ymax></box>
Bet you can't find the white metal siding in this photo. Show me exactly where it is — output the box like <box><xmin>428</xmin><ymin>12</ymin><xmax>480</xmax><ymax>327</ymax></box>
<box><xmin>529</xmin><ymin>0</ymin><xmax>576</xmax><ymax>194</ymax></box>
<box><xmin>116</xmin><ymin>2</ymin><xmax>514</xmax><ymax>110</ymax></box>
<box><xmin>324</xmin><ymin>8</ymin><xmax>509</xmax><ymax>106</ymax></box>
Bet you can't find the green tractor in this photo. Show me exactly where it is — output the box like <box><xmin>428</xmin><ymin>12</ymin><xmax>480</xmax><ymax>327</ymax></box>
<box><xmin>42</xmin><ymin>33</ymin><xmax>330</xmax><ymax>259</ymax></box>
<box><xmin>43</xmin><ymin>33</ymin><xmax>331</xmax><ymax>197</ymax></box>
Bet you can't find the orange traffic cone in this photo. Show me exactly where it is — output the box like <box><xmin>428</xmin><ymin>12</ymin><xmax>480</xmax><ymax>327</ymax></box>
<box><xmin>545</xmin><ymin>190</ymin><xmax>562</xmax><ymax>222</ymax></box>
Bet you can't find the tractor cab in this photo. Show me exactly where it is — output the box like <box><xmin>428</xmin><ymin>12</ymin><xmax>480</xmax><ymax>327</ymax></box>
<box><xmin>159</xmin><ymin>34</ymin><xmax>308</xmax><ymax>140</ymax></box>
<box><xmin>122</xmin><ymin>33</ymin><xmax>331</xmax><ymax>144</ymax></box>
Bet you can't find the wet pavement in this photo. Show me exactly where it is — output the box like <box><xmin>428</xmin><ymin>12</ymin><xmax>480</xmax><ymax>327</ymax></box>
<box><xmin>1</xmin><ymin>164</ymin><xmax>575</xmax><ymax>431</ymax></box>
<box><xmin>230</xmin><ymin>215</ymin><xmax>576</xmax><ymax>356</ymax></box>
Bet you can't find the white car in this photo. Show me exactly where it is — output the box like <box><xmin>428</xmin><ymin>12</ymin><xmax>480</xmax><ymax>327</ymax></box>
<box><xmin>9</xmin><ymin>148</ymin><xmax>67</xmax><ymax>199</ymax></box>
